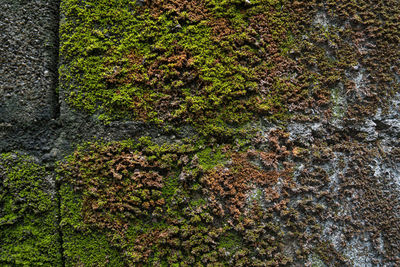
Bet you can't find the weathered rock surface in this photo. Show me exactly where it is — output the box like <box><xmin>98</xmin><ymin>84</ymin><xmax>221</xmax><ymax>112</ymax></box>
<box><xmin>0</xmin><ymin>0</ymin><xmax>59</xmax><ymax>125</ymax></box>
<box><xmin>1</xmin><ymin>0</ymin><xmax>400</xmax><ymax>266</ymax></box>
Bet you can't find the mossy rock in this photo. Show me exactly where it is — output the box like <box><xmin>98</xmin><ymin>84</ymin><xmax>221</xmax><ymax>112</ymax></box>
<box><xmin>56</xmin><ymin>138</ymin><xmax>350</xmax><ymax>265</ymax></box>
<box><xmin>59</xmin><ymin>0</ymin><xmax>298</xmax><ymax>137</ymax></box>
<box><xmin>0</xmin><ymin>153</ymin><xmax>62</xmax><ymax>266</ymax></box>
<box><xmin>57</xmin><ymin>140</ymin><xmax>233</xmax><ymax>265</ymax></box>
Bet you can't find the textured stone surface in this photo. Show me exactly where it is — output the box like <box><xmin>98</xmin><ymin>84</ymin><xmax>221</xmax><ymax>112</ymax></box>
<box><xmin>1</xmin><ymin>0</ymin><xmax>400</xmax><ymax>266</ymax></box>
<box><xmin>0</xmin><ymin>0</ymin><xmax>59</xmax><ymax>125</ymax></box>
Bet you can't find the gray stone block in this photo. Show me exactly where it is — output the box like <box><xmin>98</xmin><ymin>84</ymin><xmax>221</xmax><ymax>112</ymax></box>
<box><xmin>0</xmin><ymin>0</ymin><xmax>59</xmax><ymax>125</ymax></box>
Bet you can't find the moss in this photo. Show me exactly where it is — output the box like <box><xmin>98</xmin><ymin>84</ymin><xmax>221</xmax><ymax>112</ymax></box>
<box><xmin>60</xmin><ymin>0</ymin><xmax>297</xmax><ymax>137</ymax></box>
<box><xmin>331</xmin><ymin>84</ymin><xmax>347</xmax><ymax>120</ymax></box>
<box><xmin>310</xmin><ymin>254</ymin><xmax>326</xmax><ymax>267</ymax></box>
<box><xmin>0</xmin><ymin>153</ymin><xmax>61</xmax><ymax>266</ymax></box>
<box><xmin>56</xmin><ymin>133</ymin><xmax>355</xmax><ymax>265</ymax></box>
<box><xmin>59</xmin><ymin>184</ymin><xmax>123</xmax><ymax>266</ymax></box>
<box><xmin>56</xmin><ymin>0</ymin><xmax>400</xmax><ymax>265</ymax></box>
<box><xmin>57</xmin><ymin>139</ymin><xmax>230</xmax><ymax>265</ymax></box>
<box><xmin>218</xmin><ymin>230</ymin><xmax>242</xmax><ymax>252</ymax></box>
<box><xmin>196</xmin><ymin>146</ymin><xmax>228</xmax><ymax>171</ymax></box>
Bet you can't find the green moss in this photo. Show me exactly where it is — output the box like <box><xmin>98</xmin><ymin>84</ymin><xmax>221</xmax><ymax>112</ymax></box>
<box><xmin>57</xmin><ymin>136</ymin><xmax>355</xmax><ymax>265</ymax></box>
<box><xmin>59</xmin><ymin>184</ymin><xmax>123</xmax><ymax>266</ymax></box>
<box><xmin>55</xmin><ymin>0</ymin><xmax>400</xmax><ymax>264</ymax></box>
<box><xmin>60</xmin><ymin>0</ymin><xmax>295</xmax><ymax>137</ymax></box>
<box><xmin>57</xmin><ymin>139</ymin><xmax>230</xmax><ymax>265</ymax></box>
<box><xmin>218</xmin><ymin>230</ymin><xmax>242</xmax><ymax>252</ymax></box>
<box><xmin>197</xmin><ymin>147</ymin><xmax>228</xmax><ymax>171</ymax></box>
<box><xmin>0</xmin><ymin>153</ymin><xmax>61</xmax><ymax>266</ymax></box>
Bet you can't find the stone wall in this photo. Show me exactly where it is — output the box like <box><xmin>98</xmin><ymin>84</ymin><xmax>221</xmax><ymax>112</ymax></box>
<box><xmin>1</xmin><ymin>0</ymin><xmax>400</xmax><ymax>266</ymax></box>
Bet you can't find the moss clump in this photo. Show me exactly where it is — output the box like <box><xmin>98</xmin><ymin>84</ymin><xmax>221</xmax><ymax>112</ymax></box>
<box><xmin>58</xmin><ymin>139</ymin><xmax>232</xmax><ymax>265</ymax></box>
<box><xmin>56</xmin><ymin>135</ymin><xmax>350</xmax><ymax>265</ymax></box>
<box><xmin>0</xmin><ymin>153</ymin><xmax>61</xmax><ymax>266</ymax></box>
<box><xmin>59</xmin><ymin>183</ymin><xmax>124</xmax><ymax>267</ymax></box>
<box><xmin>197</xmin><ymin>146</ymin><xmax>228</xmax><ymax>171</ymax></box>
<box><xmin>218</xmin><ymin>230</ymin><xmax>242</xmax><ymax>252</ymax></box>
<box><xmin>60</xmin><ymin>0</ymin><xmax>298</xmax><ymax>137</ymax></box>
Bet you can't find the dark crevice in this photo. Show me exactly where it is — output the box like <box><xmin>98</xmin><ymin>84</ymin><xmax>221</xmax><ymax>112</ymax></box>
<box><xmin>51</xmin><ymin>0</ymin><xmax>61</xmax><ymax>120</ymax></box>
<box><xmin>46</xmin><ymin>162</ymin><xmax>65</xmax><ymax>267</ymax></box>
